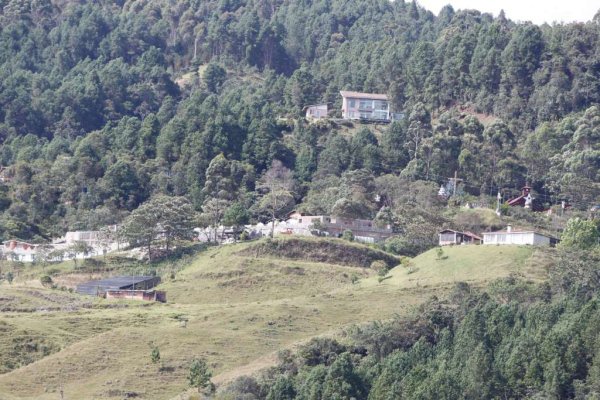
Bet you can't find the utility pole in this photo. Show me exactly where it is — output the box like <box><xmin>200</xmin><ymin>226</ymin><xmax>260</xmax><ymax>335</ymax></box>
<box><xmin>496</xmin><ymin>191</ymin><xmax>502</xmax><ymax>216</ymax></box>
<box><xmin>448</xmin><ymin>171</ymin><xmax>462</xmax><ymax>197</ymax></box>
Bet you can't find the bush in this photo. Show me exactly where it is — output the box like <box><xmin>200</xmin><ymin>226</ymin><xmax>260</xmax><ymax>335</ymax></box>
<box><xmin>342</xmin><ymin>229</ymin><xmax>354</xmax><ymax>242</ymax></box>
<box><xmin>370</xmin><ymin>260</ymin><xmax>389</xmax><ymax>277</ymax></box>
<box><xmin>188</xmin><ymin>358</ymin><xmax>213</xmax><ymax>393</ymax></box>
<box><xmin>151</xmin><ymin>346</ymin><xmax>160</xmax><ymax>364</ymax></box>
<box><xmin>297</xmin><ymin>338</ymin><xmax>347</xmax><ymax>367</ymax></box>
<box><xmin>40</xmin><ymin>275</ymin><xmax>53</xmax><ymax>288</ymax></box>
<box><xmin>239</xmin><ymin>231</ymin><xmax>250</xmax><ymax>241</ymax></box>
<box><xmin>559</xmin><ymin>218</ymin><xmax>599</xmax><ymax>250</ymax></box>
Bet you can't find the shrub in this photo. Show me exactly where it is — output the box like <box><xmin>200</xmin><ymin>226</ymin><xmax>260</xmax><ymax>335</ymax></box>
<box><xmin>151</xmin><ymin>346</ymin><xmax>160</xmax><ymax>364</ymax></box>
<box><xmin>40</xmin><ymin>275</ymin><xmax>53</xmax><ymax>288</ymax></box>
<box><xmin>560</xmin><ymin>218</ymin><xmax>599</xmax><ymax>250</ymax></box>
<box><xmin>239</xmin><ymin>230</ymin><xmax>250</xmax><ymax>241</ymax></box>
<box><xmin>342</xmin><ymin>229</ymin><xmax>354</xmax><ymax>242</ymax></box>
<box><xmin>370</xmin><ymin>260</ymin><xmax>389</xmax><ymax>277</ymax></box>
<box><xmin>188</xmin><ymin>358</ymin><xmax>213</xmax><ymax>393</ymax></box>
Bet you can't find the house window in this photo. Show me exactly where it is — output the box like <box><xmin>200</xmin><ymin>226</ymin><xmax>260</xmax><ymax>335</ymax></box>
<box><xmin>440</xmin><ymin>233</ymin><xmax>455</xmax><ymax>242</ymax></box>
<box><xmin>349</xmin><ymin>100</ymin><xmax>355</xmax><ymax>108</ymax></box>
<box><xmin>373</xmin><ymin>110</ymin><xmax>388</xmax><ymax>120</ymax></box>
<box><xmin>298</xmin><ymin>219</ymin><xmax>302</xmax><ymax>223</ymax></box>
<box><xmin>360</xmin><ymin>112</ymin><xmax>370</xmax><ymax>119</ymax></box>
<box><xmin>374</xmin><ymin>100</ymin><xmax>388</xmax><ymax>110</ymax></box>
<box><xmin>359</xmin><ymin>100</ymin><xmax>372</xmax><ymax>110</ymax></box>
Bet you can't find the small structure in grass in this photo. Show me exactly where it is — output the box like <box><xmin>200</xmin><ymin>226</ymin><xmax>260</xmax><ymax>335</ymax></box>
<box><xmin>438</xmin><ymin>229</ymin><xmax>482</xmax><ymax>246</ymax></box>
<box><xmin>76</xmin><ymin>276</ymin><xmax>166</xmax><ymax>302</ymax></box>
<box><xmin>482</xmin><ymin>225</ymin><xmax>558</xmax><ymax>246</ymax></box>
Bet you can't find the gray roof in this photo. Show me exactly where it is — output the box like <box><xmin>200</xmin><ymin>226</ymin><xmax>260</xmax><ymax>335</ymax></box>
<box><xmin>76</xmin><ymin>276</ymin><xmax>160</xmax><ymax>296</ymax></box>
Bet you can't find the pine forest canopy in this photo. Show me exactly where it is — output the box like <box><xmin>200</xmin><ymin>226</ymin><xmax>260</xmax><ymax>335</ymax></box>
<box><xmin>0</xmin><ymin>0</ymin><xmax>599</xmax><ymax>240</ymax></box>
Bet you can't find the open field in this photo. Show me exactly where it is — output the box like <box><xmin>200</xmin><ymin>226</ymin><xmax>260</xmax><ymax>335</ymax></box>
<box><xmin>0</xmin><ymin>239</ymin><xmax>550</xmax><ymax>399</ymax></box>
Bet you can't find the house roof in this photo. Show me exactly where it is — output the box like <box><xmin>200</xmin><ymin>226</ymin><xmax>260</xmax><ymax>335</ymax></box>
<box><xmin>304</xmin><ymin>103</ymin><xmax>328</xmax><ymax>109</ymax></box>
<box><xmin>3</xmin><ymin>240</ymin><xmax>36</xmax><ymax>246</ymax></box>
<box><xmin>76</xmin><ymin>276</ymin><xmax>160</xmax><ymax>296</ymax></box>
<box><xmin>463</xmin><ymin>231</ymin><xmax>483</xmax><ymax>240</ymax></box>
<box><xmin>439</xmin><ymin>229</ymin><xmax>482</xmax><ymax>240</ymax></box>
<box><xmin>340</xmin><ymin>91</ymin><xmax>388</xmax><ymax>101</ymax></box>
<box><xmin>482</xmin><ymin>230</ymin><xmax>551</xmax><ymax>237</ymax></box>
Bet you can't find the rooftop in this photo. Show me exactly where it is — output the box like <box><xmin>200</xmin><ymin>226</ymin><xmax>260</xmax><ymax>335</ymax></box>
<box><xmin>439</xmin><ymin>229</ymin><xmax>482</xmax><ymax>240</ymax></box>
<box><xmin>482</xmin><ymin>229</ymin><xmax>550</xmax><ymax>236</ymax></box>
<box><xmin>340</xmin><ymin>90</ymin><xmax>388</xmax><ymax>101</ymax></box>
<box><xmin>76</xmin><ymin>276</ymin><xmax>160</xmax><ymax>296</ymax></box>
<box><xmin>3</xmin><ymin>239</ymin><xmax>37</xmax><ymax>245</ymax></box>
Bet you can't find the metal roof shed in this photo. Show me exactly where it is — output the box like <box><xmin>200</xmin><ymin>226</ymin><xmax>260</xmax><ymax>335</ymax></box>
<box><xmin>76</xmin><ymin>276</ymin><xmax>161</xmax><ymax>296</ymax></box>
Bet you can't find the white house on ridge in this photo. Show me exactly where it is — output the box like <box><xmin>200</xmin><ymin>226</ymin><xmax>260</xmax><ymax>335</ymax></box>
<box><xmin>482</xmin><ymin>225</ymin><xmax>557</xmax><ymax>246</ymax></box>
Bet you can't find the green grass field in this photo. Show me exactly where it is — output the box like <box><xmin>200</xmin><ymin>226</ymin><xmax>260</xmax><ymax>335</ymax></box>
<box><xmin>0</xmin><ymin>239</ymin><xmax>550</xmax><ymax>399</ymax></box>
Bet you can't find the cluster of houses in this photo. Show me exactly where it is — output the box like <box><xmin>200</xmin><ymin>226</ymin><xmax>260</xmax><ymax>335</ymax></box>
<box><xmin>3</xmin><ymin>205</ymin><xmax>560</xmax><ymax>265</ymax></box>
<box><xmin>305</xmin><ymin>90</ymin><xmax>402</xmax><ymax>122</ymax></box>
<box><xmin>439</xmin><ymin>225</ymin><xmax>559</xmax><ymax>247</ymax></box>
<box><xmin>196</xmin><ymin>211</ymin><xmax>394</xmax><ymax>244</ymax></box>
<box><xmin>2</xmin><ymin>227</ymin><xmax>120</xmax><ymax>263</ymax></box>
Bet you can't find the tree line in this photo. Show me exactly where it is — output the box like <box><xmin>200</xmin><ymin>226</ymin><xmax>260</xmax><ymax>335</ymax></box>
<box><xmin>0</xmin><ymin>0</ymin><xmax>599</xmax><ymax>241</ymax></box>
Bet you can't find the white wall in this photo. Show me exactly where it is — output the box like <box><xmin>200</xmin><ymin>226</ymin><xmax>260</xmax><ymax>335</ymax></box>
<box><xmin>483</xmin><ymin>232</ymin><xmax>550</xmax><ymax>246</ymax></box>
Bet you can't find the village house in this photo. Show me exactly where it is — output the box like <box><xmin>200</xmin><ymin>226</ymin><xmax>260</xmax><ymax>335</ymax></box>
<box><xmin>2</xmin><ymin>240</ymin><xmax>38</xmax><ymax>262</ymax></box>
<box><xmin>507</xmin><ymin>185</ymin><xmax>544</xmax><ymax>212</ymax></box>
<box><xmin>195</xmin><ymin>212</ymin><xmax>395</xmax><ymax>244</ymax></box>
<box><xmin>438</xmin><ymin>229</ymin><xmax>482</xmax><ymax>246</ymax></box>
<box><xmin>53</xmin><ymin>226</ymin><xmax>120</xmax><ymax>256</ymax></box>
<box><xmin>305</xmin><ymin>104</ymin><xmax>328</xmax><ymax>119</ymax></box>
<box><xmin>482</xmin><ymin>225</ymin><xmax>558</xmax><ymax>246</ymax></box>
<box><xmin>340</xmin><ymin>91</ymin><xmax>391</xmax><ymax>121</ymax></box>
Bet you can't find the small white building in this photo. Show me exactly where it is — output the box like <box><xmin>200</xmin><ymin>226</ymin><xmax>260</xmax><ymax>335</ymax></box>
<box><xmin>2</xmin><ymin>240</ymin><xmax>38</xmax><ymax>262</ymax></box>
<box><xmin>482</xmin><ymin>225</ymin><xmax>556</xmax><ymax>246</ymax></box>
<box><xmin>439</xmin><ymin>230</ymin><xmax>482</xmax><ymax>246</ymax></box>
<box><xmin>305</xmin><ymin>104</ymin><xmax>328</xmax><ymax>119</ymax></box>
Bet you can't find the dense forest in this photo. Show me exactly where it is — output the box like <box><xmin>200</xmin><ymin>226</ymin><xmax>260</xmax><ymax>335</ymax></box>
<box><xmin>217</xmin><ymin>242</ymin><xmax>600</xmax><ymax>400</ymax></box>
<box><xmin>0</xmin><ymin>0</ymin><xmax>599</xmax><ymax>241</ymax></box>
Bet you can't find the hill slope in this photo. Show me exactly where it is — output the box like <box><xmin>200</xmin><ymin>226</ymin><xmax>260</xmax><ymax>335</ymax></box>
<box><xmin>0</xmin><ymin>240</ymin><xmax>550</xmax><ymax>399</ymax></box>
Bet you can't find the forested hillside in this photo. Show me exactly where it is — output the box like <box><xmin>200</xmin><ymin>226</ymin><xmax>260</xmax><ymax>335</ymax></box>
<box><xmin>218</xmin><ymin>248</ymin><xmax>600</xmax><ymax>400</ymax></box>
<box><xmin>0</xmin><ymin>0</ymin><xmax>599</xmax><ymax>241</ymax></box>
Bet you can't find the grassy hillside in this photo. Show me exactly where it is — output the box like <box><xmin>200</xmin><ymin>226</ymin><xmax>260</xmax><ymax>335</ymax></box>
<box><xmin>382</xmin><ymin>245</ymin><xmax>548</xmax><ymax>288</ymax></box>
<box><xmin>0</xmin><ymin>239</ymin><xmax>550</xmax><ymax>399</ymax></box>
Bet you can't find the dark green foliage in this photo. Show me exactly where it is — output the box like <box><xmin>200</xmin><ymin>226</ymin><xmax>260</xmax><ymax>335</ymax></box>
<box><xmin>119</xmin><ymin>195</ymin><xmax>197</xmax><ymax>260</ymax></box>
<box><xmin>39</xmin><ymin>275</ymin><xmax>52</xmax><ymax>287</ymax></box>
<box><xmin>0</xmin><ymin>0</ymin><xmax>599</xmax><ymax>239</ymax></box>
<box><xmin>150</xmin><ymin>346</ymin><xmax>160</xmax><ymax>364</ymax></box>
<box><xmin>203</xmin><ymin>63</ymin><xmax>227</xmax><ymax>93</ymax></box>
<box><xmin>188</xmin><ymin>358</ymin><xmax>213</xmax><ymax>393</ymax></box>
